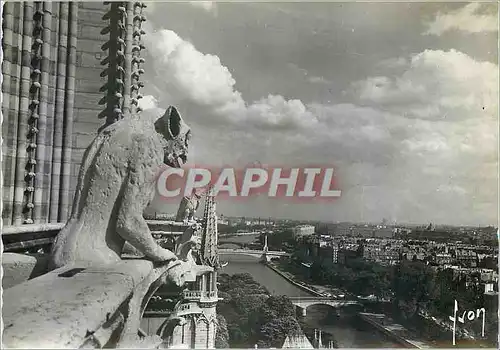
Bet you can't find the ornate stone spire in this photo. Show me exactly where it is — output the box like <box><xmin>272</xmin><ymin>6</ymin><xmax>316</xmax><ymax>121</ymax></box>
<box><xmin>198</xmin><ymin>187</ymin><xmax>221</xmax><ymax>269</ymax></box>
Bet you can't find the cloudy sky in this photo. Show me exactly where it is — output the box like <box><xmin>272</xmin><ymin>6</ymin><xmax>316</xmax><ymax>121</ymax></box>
<box><xmin>139</xmin><ymin>1</ymin><xmax>498</xmax><ymax>226</ymax></box>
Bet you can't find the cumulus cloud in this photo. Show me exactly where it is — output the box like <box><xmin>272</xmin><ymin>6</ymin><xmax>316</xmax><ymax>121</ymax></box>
<box><xmin>424</xmin><ymin>3</ymin><xmax>498</xmax><ymax>35</ymax></box>
<box><xmin>146</xmin><ymin>28</ymin><xmax>498</xmax><ymax>164</ymax></box>
<box><xmin>189</xmin><ymin>1</ymin><xmax>217</xmax><ymax>14</ymax></box>
<box><xmin>246</xmin><ymin>95</ymin><xmax>318</xmax><ymax>129</ymax></box>
<box><xmin>144</xmin><ymin>26</ymin><xmax>497</xmax><ymax>225</ymax></box>
<box><xmin>138</xmin><ymin>95</ymin><xmax>159</xmax><ymax>110</ymax></box>
<box><xmin>308</xmin><ymin>76</ymin><xmax>332</xmax><ymax>84</ymax></box>
<box><xmin>351</xmin><ymin>49</ymin><xmax>498</xmax><ymax>223</ymax></box>
<box><xmin>145</xmin><ymin>29</ymin><xmax>318</xmax><ymax>129</ymax></box>
<box><xmin>352</xmin><ymin>49</ymin><xmax>499</xmax><ymax>122</ymax></box>
<box><xmin>146</xmin><ymin>30</ymin><xmax>243</xmax><ymax>113</ymax></box>
<box><xmin>353</xmin><ymin>49</ymin><xmax>499</xmax><ymax>158</ymax></box>
<box><xmin>377</xmin><ymin>57</ymin><xmax>408</xmax><ymax>69</ymax></box>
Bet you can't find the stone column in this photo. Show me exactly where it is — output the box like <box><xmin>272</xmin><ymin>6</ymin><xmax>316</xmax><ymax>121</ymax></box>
<box><xmin>212</xmin><ymin>271</ymin><xmax>217</xmax><ymax>293</ymax></box>
<box><xmin>197</xmin><ymin>275</ymin><xmax>203</xmax><ymax>291</ymax></box>
<box><xmin>171</xmin><ymin>323</ymin><xmax>183</xmax><ymax>347</ymax></box>
<box><xmin>49</xmin><ymin>1</ymin><xmax>69</xmax><ymax>222</ymax></box>
<box><xmin>189</xmin><ymin>317</ymin><xmax>196</xmax><ymax>348</ymax></box>
<box><xmin>1</xmin><ymin>2</ymin><xmax>23</xmax><ymax>225</ymax></box>
<box><xmin>12</xmin><ymin>2</ymin><xmax>34</xmax><ymax>225</ymax></box>
<box><xmin>181</xmin><ymin>323</ymin><xmax>185</xmax><ymax>344</ymax></box>
<box><xmin>204</xmin><ymin>308</ymin><xmax>217</xmax><ymax>349</ymax></box>
<box><xmin>208</xmin><ymin>319</ymin><xmax>216</xmax><ymax>349</ymax></box>
<box><xmin>122</xmin><ymin>1</ymin><xmax>133</xmax><ymax>116</ymax></box>
<box><xmin>42</xmin><ymin>3</ymin><xmax>60</xmax><ymax>223</ymax></box>
<box><xmin>130</xmin><ymin>2</ymin><xmax>146</xmax><ymax>114</ymax></box>
<box><xmin>98</xmin><ymin>2</ymin><xmax>126</xmax><ymax>126</ymax></box>
<box><xmin>59</xmin><ymin>1</ymin><xmax>78</xmax><ymax>221</ymax></box>
<box><xmin>194</xmin><ymin>319</ymin><xmax>209</xmax><ymax>349</ymax></box>
<box><xmin>22</xmin><ymin>2</ymin><xmax>46</xmax><ymax>224</ymax></box>
<box><xmin>33</xmin><ymin>2</ymin><xmax>53</xmax><ymax>223</ymax></box>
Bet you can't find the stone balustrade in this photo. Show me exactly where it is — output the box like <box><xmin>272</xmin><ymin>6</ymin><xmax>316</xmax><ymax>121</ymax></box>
<box><xmin>183</xmin><ymin>290</ymin><xmax>201</xmax><ymax>298</ymax></box>
<box><xmin>2</xmin><ymin>223</ymin><xmax>65</xmax><ymax>253</ymax></box>
<box><xmin>146</xmin><ymin>220</ymin><xmax>191</xmax><ymax>233</ymax></box>
<box><xmin>182</xmin><ymin>290</ymin><xmax>218</xmax><ymax>301</ymax></box>
<box><xmin>2</xmin><ymin>222</ymin><xmax>186</xmax><ymax>254</ymax></box>
<box><xmin>176</xmin><ymin>302</ymin><xmax>203</xmax><ymax>316</ymax></box>
<box><xmin>2</xmin><ymin>258</ymin><xmax>211</xmax><ymax>348</ymax></box>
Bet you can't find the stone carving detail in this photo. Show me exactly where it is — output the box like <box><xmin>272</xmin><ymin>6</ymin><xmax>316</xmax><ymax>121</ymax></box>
<box><xmin>24</xmin><ymin>3</ymin><xmax>44</xmax><ymax>224</ymax></box>
<box><xmin>48</xmin><ymin>106</ymin><xmax>191</xmax><ymax>270</ymax></box>
<box><xmin>175</xmin><ymin>191</ymin><xmax>202</xmax><ymax>222</ymax></box>
<box><xmin>2</xmin><ymin>259</ymin><xmax>213</xmax><ymax>349</ymax></box>
<box><xmin>80</xmin><ymin>310</ymin><xmax>125</xmax><ymax>348</ymax></box>
<box><xmin>175</xmin><ymin>223</ymin><xmax>202</xmax><ymax>263</ymax></box>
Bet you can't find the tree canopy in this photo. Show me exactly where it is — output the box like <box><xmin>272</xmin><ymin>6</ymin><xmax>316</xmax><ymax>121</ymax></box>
<box><xmin>216</xmin><ymin>273</ymin><xmax>304</xmax><ymax>348</ymax></box>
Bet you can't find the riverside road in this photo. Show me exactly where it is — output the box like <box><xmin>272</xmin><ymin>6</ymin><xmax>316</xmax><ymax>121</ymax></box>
<box><xmin>220</xmin><ymin>254</ymin><xmax>402</xmax><ymax>348</ymax></box>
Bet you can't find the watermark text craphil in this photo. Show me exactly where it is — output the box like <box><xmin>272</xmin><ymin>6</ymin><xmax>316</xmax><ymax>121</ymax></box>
<box><xmin>156</xmin><ymin>165</ymin><xmax>341</xmax><ymax>201</ymax></box>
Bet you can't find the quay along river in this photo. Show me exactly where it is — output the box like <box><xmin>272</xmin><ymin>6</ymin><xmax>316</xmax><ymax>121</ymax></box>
<box><xmin>220</xmin><ymin>253</ymin><xmax>402</xmax><ymax>348</ymax></box>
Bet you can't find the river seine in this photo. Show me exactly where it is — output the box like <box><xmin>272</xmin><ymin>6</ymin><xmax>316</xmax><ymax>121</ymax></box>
<box><xmin>220</xmin><ymin>254</ymin><xmax>402</xmax><ymax>348</ymax></box>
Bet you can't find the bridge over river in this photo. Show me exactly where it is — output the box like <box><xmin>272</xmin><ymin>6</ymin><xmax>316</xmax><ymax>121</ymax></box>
<box><xmin>288</xmin><ymin>296</ymin><xmax>360</xmax><ymax>316</ymax></box>
<box><xmin>218</xmin><ymin>248</ymin><xmax>289</xmax><ymax>261</ymax></box>
<box><xmin>218</xmin><ymin>233</ymin><xmax>290</xmax><ymax>261</ymax></box>
<box><xmin>220</xmin><ymin>254</ymin><xmax>403</xmax><ymax>348</ymax></box>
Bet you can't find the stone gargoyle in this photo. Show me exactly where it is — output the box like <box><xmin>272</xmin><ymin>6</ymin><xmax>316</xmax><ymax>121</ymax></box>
<box><xmin>175</xmin><ymin>222</ymin><xmax>202</xmax><ymax>263</ymax></box>
<box><xmin>175</xmin><ymin>190</ymin><xmax>203</xmax><ymax>223</ymax></box>
<box><xmin>48</xmin><ymin>106</ymin><xmax>192</xmax><ymax>271</ymax></box>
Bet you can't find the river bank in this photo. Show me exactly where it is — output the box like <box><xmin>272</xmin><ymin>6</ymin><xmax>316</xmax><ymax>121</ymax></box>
<box><xmin>266</xmin><ymin>261</ymin><xmax>324</xmax><ymax>297</ymax></box>
<box><xmin>221</xmin><ymin>254</ymin><xmax>402</xmax><ymax>348</ymax></box>
<box><xmin>266</xmin><ymin>258</ymin><xmax>498</xmax><ymax>348</ymax></box>
<box><xmin>266</xmin><ymin>260</ymin><xmax>437</xmax><ymax>349</ymax></box>
<box><xmin>359</xmin><ymin>313</ymin><xmax>431</xmax><ymax>349</ymax></box>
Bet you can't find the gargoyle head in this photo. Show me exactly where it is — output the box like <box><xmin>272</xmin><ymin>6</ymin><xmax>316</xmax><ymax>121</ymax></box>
<box><xmin>155</xmin><ymin>106</ymin><xmax>191</xmax><ymax>168</ymax></box>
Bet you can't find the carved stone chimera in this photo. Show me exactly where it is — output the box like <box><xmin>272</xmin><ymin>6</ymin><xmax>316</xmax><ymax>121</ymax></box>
<box><xmin>49</xmin><ymin>106</ymin><xmax>192</xmax><ymax>270</ymax></box>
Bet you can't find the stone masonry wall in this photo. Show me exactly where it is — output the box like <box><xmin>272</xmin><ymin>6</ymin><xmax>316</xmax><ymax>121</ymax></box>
<box><xmin>69</xmin><ymin>2</ymin><xmax>108</xmax><ymax>216</ymax></box>
<box><xmin>194</xmin><ymin>317</ymin><xmax>209</xmax><ymax>349</ymax></box>
<box><xmin>1</xmin><ymin>2</ymin><xmax>109</xmax><ymax>224</ymax></box>
<box><xmin>194</xmin><ymin>305</ymin><xmax>217</xmax><ymax>349</ymax></box>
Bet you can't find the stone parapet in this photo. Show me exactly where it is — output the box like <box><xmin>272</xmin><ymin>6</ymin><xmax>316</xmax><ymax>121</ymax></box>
<box><xmin>2</xmin><ymin>223</ymin><xmax>64</xmax><ymax>252</ymax></box>
<box><xmin>176</xmin><ymin>302</ymin><xmax>204</xmax><ymax>317</ymax></box>
<box><xmin>2</xmin><ymin>258</ymin><xmax>210</xmax><ymax>348</ymax></box>
<box><xmin>1</xmin><ymin>221</ymin><xmax>186</xmax><ymax>254</ymax></box>
<box><xmin>2</xmin><ymin>252</ymin><xmax>50</xmax><ymax>289</ymax></box>
<box><xmin>146</xmin><ymin>220</ymin><xmax>191</xmax><ymax>233</ymax></box>
<box><xmin>183</xmin><ymin>290</ymin><xmax>218</xmax><ymax>303</ymax></box>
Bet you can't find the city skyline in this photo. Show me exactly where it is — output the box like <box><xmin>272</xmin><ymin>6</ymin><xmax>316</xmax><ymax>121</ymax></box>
<box><xmin>148</xmin><ymin>203</ymin><xmax>499</xmax><ymax>229</ymax></box>
<box><xmin>138</xmin><ymin>2</ymin><xmax>497</xmax><ymax>226</ymax></box>
<box><xmin>2</xmin><ymin>3</ymin><xmax>496</xmax><ymax>349</ymax></box>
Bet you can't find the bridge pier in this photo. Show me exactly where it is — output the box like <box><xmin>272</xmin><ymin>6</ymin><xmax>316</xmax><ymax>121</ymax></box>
<box><xmin>291</xmin><ymin>298</ymin><xmax>360</xmax><ymax>319</ymax></box>
<box><xmin>296</xmin><ymin>306</ymin><xmax>307</xmax><ymax>317</ymax></box>
<box><xmin>259</xmin><ymin>253</ymin><xmax>272</xmax><ymax>263</ymax></box>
